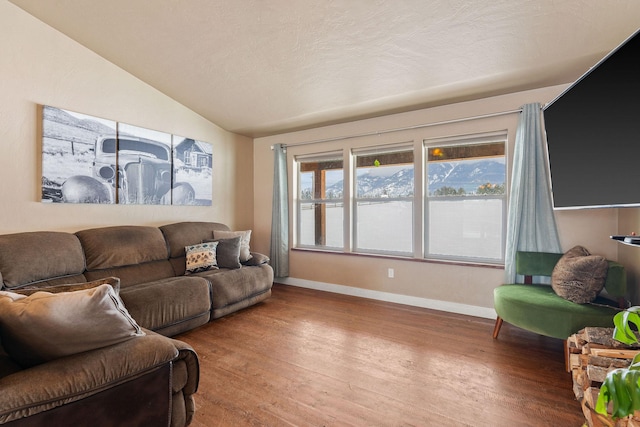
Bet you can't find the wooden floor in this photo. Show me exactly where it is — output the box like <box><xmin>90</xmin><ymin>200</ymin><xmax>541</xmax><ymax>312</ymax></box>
<box><xmin>175</xmin><ymin>284</ymin><xmax>585</xmax><ymax>427</ymax></box>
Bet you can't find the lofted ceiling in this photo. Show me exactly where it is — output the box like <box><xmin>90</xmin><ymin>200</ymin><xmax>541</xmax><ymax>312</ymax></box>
<box><xmin>9</xmin><ymin>0</ymin><xmax>640</xmax><ymax>137</ymax></box>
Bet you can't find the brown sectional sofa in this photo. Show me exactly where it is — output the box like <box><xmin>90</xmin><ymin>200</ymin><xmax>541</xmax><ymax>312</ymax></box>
<box><xmin>0</xmin><ymin>221</ymin><xmax>274</xmax><ymax>426</ymax></box>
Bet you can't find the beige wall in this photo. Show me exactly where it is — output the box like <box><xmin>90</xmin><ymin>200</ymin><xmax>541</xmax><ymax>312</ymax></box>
<box><xmin>0</xmin><ymin>1</ymin><xmax>253</xmax><ymax>235</ymax></box>
<box><xmin>254</xmin><ymin>85</ymin><xmax>627</xmax><ymax>315</ymax></box>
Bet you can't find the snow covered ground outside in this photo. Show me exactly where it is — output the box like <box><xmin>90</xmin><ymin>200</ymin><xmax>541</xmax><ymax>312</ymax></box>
<box><xmin>299</xmin><ymin>199</ymin><xmax>503</xmax><ymax>261</ymax></box>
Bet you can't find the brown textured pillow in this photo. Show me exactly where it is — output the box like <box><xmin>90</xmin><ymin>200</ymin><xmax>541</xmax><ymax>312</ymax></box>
<box><xmin>551</xmin><ymin>245</ymin><xmax>608</xmax><ymax>304</ymax></box>
<box><xmin>0</xmin><ymin>284</ymin><xmax>144</xmax><ymax>368</ymax></box>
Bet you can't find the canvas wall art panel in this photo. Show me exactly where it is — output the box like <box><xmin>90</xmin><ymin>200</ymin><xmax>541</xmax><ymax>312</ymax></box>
<box><xmin>41</xmin><ymin>105</ymin><xmax>213</xmax><ymax>206</ymax></box>
<box><xmin>42</xmin><ymin>106</ymin><xmax>117</xmax><ymax>203</ymax></box>
<box><xmin>172</xmin><ymin>135</ymin><xmax>213</xmax><ymax>206</ymax></box>
<box><xmin>116</xmin><ymin>123</ymin><xmax>173</xmax><ymax>205</ymax></box>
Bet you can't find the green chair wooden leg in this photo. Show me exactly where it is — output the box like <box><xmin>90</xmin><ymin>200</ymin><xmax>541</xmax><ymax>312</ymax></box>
<box><xmin>492</xmin><ymin>317</ymin><xmax>503</xmax><ymax>339</ymax></box>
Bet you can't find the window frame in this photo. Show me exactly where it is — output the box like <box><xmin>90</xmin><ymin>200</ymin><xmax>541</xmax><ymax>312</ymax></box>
<box><xmin>291</xmin><ymin>130</ymin><xmax>508</xmax><ymax>266</ymax></box>
<box><xmin>351</xmin><ymin>144</ymin><xmax>415</xmax><ymax>256</ymax></box>
<box><xmin>423</xmin><ymin>133</ymin><xmax>507</xmax><ymax>264</ymax></box>
<box><xmin>295</xmin><ymin>151</ymin><xmax>345</xmax><ymax>250</ymax></box>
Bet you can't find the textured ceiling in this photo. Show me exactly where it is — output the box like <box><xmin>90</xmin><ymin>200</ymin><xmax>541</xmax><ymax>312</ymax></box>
<box><xmin>9</xmin><ymin>0</ymin><xmax>640</xmax><ymax>137</ymax></box>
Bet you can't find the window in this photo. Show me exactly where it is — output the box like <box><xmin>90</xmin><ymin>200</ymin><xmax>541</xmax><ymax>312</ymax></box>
<box><xmin>292</xmin><ymin>132</ymin><xmax>507</xmax><ymax>264</ymax></box>
<box><xmin>296</xmin><ymin>153</ymin><xmax>344</xmax><ymax>249</ymax></box>
<box><xmin>425</xmin><ymin>137</ymin><xmax>506</xmax><ymax>262</ymax></box>
<box><xmin>353</xmin><ymin>146</ymin><xmax>414</xmax><ymax>254</ymax></box>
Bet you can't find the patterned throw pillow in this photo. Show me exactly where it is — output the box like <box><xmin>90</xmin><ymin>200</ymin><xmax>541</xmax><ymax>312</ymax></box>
<box><xmin>185</xmin><ymin>241</ymin><xmax>219</xmax><ymax>274</ymax></box>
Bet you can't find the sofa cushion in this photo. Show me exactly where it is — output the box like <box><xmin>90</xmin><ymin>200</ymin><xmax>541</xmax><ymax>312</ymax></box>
<box><xmin>213</xmin><ymin>230</ymin><xmax>252</xmax><ymax>262</ymax></box>
<box><xmin>83</xmin><ymin>261</ymin><xmax>175</xmax><ymax>288</ymax></box>
<box><xmin>0</xmin><ymin>284</ymin><xmax>144</xmax><ymax>368</ymax></box>
<box><xmin>118</xmin><ymin>276</ymin><xmax>212</xmax><ymax>335</ymax></box>
<box><xmin>0</xmin><ymin>231</ymin><xmax>86</xmax><ymax>289</ymax></box>
<box><xmin>196</xmin><ymin>264</ymin><xmax>273</xmax><ymax>311</ymax></box>
<box><xmin>160</xmin><ymin>221</ymin><xmax>230</xmax><ymax>259</ymax></box>
<box><xmin>76</xmin><ymin>226</ymin><xmax>169</xmax><ymax>270</ymax></box>
<box><xmin>551</xmin><ymin>245</ymin><xmax>608</xmax><ymax>304</ymax></box>
<box><xmin>205</xmin><ymin>236</ymin><xmax>242</xmax><ymax>269</ymax></box>
<box><xmin>493</xmin><ymin>283</ymin><xmax>618</xmax><ymax>339</ymax></box>
<box><xmin>185</xmin><ymin>242</ymin><xmax>219</xmax><ymax>274</ymax></box>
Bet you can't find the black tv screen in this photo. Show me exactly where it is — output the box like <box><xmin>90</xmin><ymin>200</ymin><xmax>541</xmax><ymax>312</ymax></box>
<box><xmin>543</xmin><ymin>29</ymin><xmax>640</xmax><ymax>209</ymax></box>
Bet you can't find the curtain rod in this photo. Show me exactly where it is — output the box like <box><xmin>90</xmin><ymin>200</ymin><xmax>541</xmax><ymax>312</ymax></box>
<box><xmin>276</xmin><ymin>107</ymin><xmax>524</xmax><ymax>149</ymax></box>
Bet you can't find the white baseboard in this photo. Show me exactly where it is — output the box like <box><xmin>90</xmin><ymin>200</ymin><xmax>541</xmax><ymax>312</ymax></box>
<box><xmin>276</xmin><ymin>277</ymin><xmax>497</xmax><ymax>320</ymax></box>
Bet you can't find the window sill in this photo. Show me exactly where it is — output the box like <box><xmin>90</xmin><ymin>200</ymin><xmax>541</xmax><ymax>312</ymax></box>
<box><xmin>291</xmin><ymin>247</ymin><xmax>504</xmax><ymax>269</ymax></box>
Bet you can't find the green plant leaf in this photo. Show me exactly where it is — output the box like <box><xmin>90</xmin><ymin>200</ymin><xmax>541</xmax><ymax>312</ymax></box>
<box><xmin>596</xmin><ymin>354</ymin><xmax>640</xmax><ymax>419</ymax></box>
<box><xmin>613</xmin><ymin>309</ymin><xmax>640</xmax><ymax>345</ymax></box>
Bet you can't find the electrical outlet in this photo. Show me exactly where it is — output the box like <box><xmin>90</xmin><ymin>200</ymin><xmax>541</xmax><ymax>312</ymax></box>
<box><xmin>388</xmin><ymin>268</ymin><xmax>394</xmax><ymax>278</ymax></box>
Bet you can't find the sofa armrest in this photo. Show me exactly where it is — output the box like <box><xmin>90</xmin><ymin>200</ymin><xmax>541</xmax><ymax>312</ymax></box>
<box><xmin>242</xmin><ymin>252</ymin><xmax>270</xmax><ymax>266</ymax></box>
<box><xmin>168</xmin><ymin>337</ymin><xmax>200</xmax><ymax>426</ymax></box>
<box><xmin>0</xmin><ymin>331</ymin><xmax>183</xmax><ymax>424</ymax></box>
<box><xmin>170</xmin><ymin>338</ymin><xmax>199</xmax><ymax>395</ymax></box>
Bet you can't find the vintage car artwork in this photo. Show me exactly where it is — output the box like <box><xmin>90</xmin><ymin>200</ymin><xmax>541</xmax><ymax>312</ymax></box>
<box><xmin>61</xmin><ymin>135</ymin><xmax>195</xmax><ymax>205</ymax></box>
<box><xmin>41</xmin><ymin>106</ymin><xmax>210</xmax><ymax>205</ymax></box>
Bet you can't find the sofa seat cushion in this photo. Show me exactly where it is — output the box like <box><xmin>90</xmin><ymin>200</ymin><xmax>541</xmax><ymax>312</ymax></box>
<box><xmin>195</xmin><ymin>264</ymin><xmax>273</xmax><ymax>313</ymax></box>
<box><xmin>493</xmin><ymin>283</ymin><xmax>619</xmax><ymax>339</ymax></box>
<box><xmin>119</xmin><ymin>276</ymin><xmax>211</xmax><ymax>335</ymax></box>
<box><xmin>83</xmin><ymin>260</ymin><xmax>176</xmax><ymax>288</ymax></box>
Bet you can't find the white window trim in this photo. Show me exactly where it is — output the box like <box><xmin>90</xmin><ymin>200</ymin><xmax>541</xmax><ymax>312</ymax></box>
<box><xmin>352</xmin><ymin>143</ymin><xmax>415</xmax><ymax>256</ymax></box>
<box><xmin>423</xmin><ymin>131</ymin><xmax>507</xmax><ymax>263</ymax></box>
<box><xmin>291</xmin><ymin>130</ymin><xmax>508</xmax><ymax>265</ymax></box>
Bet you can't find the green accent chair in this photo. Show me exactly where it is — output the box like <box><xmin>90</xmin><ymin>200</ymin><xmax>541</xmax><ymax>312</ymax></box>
<box><xmin>493</xmin><ymin>251</ymin><xmax>627</xmax><ymax>370</ymax></box>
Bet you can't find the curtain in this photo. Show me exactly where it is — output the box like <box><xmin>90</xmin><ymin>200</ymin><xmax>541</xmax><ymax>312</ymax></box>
<box><xmin>270</xmin><ymin>144</ymin><xmax>289</xmax><ymax>278</ymax></box>
<box><xmin>504</xmin><ymin>103</ymin><xmax>562</xmax><ymax>282</ymax></box>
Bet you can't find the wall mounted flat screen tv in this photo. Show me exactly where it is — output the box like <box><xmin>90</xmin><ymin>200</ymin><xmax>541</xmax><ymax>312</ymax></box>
<box><xmin>543</xmin><ymin>29</ymin><xmax>640</xmax><ymax>209</ymax></box>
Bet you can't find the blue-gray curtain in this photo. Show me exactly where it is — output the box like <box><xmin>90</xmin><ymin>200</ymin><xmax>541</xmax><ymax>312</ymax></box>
<box><xmin>270</xmin><ymin>144</ymin><xmax>289</xmax><ymax>278</ymax></box>
<box><xmin>504</xmin><ymin>103</ymin><xmax>562</xmax><ymax>282</ymax></box>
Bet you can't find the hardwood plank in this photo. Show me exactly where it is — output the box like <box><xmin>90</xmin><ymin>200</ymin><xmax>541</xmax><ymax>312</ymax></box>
<box><xmin>176</xmin><ymin>284</ymin><xmax>584</xmax><ymax>426</ymax></box>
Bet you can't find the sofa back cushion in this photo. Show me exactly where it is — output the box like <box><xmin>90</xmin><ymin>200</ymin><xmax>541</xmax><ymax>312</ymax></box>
<box><xmin>0</xmin><ymin>232</ymin><xmax>86</xmax><ymax>290</ymax></box>
<box><xmin>76</xmin><ymin>226</ymin><xmax>168</xmax><ymax>270</ymax></box>
<box><xmin>160</xmin><ymin>222</ymin><xmax>231</xmax><ymax>258</ymax></box>
<box><xmin>160</xmin><ymin>222</ymin><xmax>230</xmax><ymax>275</ymax></box>
<box><xmin>76</xmin><ymin>226</ymin><xmax>175</xmax><ymax>286</ymax></box>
